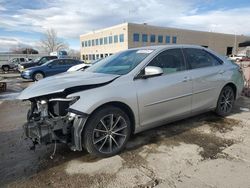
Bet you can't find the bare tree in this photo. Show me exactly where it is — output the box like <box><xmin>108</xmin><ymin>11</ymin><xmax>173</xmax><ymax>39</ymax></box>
<box><xmin>39</xmin><ymin>28</ymin><xmax>68</xmax><ymax>54</ymax></box>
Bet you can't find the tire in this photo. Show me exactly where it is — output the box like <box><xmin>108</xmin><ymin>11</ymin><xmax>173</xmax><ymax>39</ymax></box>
<box><xmin>33</xmin><ymin>72</ymin><xmax>44</xmax><ymax>81</ymax></box>
<box><xmin>83</xmin><ymin>106</ymin><xmax>131</xmax><ymax>157</ymax></box>
<box><xmin>215</xmin><ymin>86</ymin><xmax>235</xmax><ymax>116</ymax></box>
<box><xmin>2</xmin><ymin>66</ymin><xmax>9</xmax><ymax>72</ymax></box>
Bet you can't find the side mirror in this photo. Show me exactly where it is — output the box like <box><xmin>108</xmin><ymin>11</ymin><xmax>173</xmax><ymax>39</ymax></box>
<box><xmin>138</xmin><ymin>66</ymin><xmax>163</xmax><ymax>79</ymax></box>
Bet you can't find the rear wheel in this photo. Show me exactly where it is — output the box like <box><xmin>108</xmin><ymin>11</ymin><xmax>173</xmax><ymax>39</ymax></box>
<box><xmin>215</xmin><ymin>86</ymin><xmax>235</xmax><ymax>116</ymax></box>
<box><xmin>83</xmin><ymin>106</ymin><xmax>131</xmax><ymax>157</ymax></box>
<box><xmin>33</xmin><ymin>72</ymin><xmax>44</xmax><ymax>81</ymax></box>
<box><xmin>2</xmin><ymin>66</ymin><xmax>9</xmax><ymax>72</ymax></box>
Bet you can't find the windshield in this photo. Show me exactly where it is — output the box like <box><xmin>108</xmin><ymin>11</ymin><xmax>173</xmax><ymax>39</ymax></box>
<box><xmin>86</xmin><ymin>49</ymin><xmax>153</xmax><ymax>75</ymax></box>
<box><xmin>33</xmin><ymin>57</ymin><xmax>41</xmax><ymax>63</ymax></box>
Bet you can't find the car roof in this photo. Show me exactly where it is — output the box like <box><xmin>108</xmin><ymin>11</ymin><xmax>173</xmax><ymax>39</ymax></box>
<box><xmin>128</xmin><ymin>44</ymin><xmax>204</xmax><ymax>51</ymax></box>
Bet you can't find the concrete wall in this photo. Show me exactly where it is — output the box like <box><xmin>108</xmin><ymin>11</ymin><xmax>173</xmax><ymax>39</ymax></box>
<box><xmin>80</xmin><ymin>22</ymin><xmax>250</xmax><ymax>61</ymax></box>
<box><xmin>80</xmin><ymin>23</ymin><xmax>129</xmax><ymax>62</ymax></box>
<box><xmin>127</xmin><ymin>23</ymin><xmax>250</xmax><ymax>55</ymax></box>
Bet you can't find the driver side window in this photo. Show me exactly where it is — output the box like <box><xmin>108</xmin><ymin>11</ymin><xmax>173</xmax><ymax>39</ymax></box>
<box><xmin>148</xmin><ymin>48</ymin><xmax>186</xmax><ymax>74</ymax></box>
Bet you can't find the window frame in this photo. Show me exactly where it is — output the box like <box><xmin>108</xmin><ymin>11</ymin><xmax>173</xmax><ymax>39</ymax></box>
<box><xmin>142</xmin><ymin>34</ymin><xmax>148</xmax><ymax>42</ymax></box>
<box><xmin>183</xmin><ymin>48</ymin><xmax>223</xmax><ymax>70</ymax></box>
<box><xmin>158</xmin><ymin>35</ymin><xmax>163</xmax><ymax>43</ymax></box>
<box><xmin>114</xmin><ymin>35</ymin><xmax>118</xmax><ymax>43</ymax></box>
<box><xmin>166</xmin><ymin>36</ymin><xmax>170</xmax><ymax>44</ymax></box>
<box><xmin>119</xmin><ymin>34</ymin><xmax>124</xmax><ymax>42</ymax></box>
<box><xmin>135</xmin><ymin>48</ymin><xmax>187</xmax><ymax>79</ymax></box>
<box><xmin>172</xmin><ymin>36</ymin><xmax>177</xmax><ymax>44</ymax></box>
<box><xmin>133</xmin><ymin>33</ymin><xmax>140</xmax><ymax>42</ymax></box>
<box><xmin>150</xmin><ymin>34</ymin><xmax>156</xmax><ymax>43</ymax></box>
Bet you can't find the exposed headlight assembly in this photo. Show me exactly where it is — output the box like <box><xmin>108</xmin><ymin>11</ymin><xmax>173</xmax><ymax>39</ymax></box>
<box><xmin>48</xmin><ymin>96</ymin><xmax>80</xmax><ymax>117</ymax></box>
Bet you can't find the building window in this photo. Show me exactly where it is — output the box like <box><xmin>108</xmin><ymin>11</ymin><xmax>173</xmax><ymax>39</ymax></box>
<box><xmin>96</xmin><ymin>54</ymin><xmax>99</xmax><ymax>59</ymax></box>
<box><xmin>119</xmin><ymin>34</ymin><xmax>124</xmax><ymax>42</ymax></box>
<box><xmin>88</xmin><ymin>40</ymin><xmax>91</xmax><ymax>47</ymax></box>
<box><xmin>133</xmin><ymin>33</ymin><xmax>140</xmax><ymax>42</ymax></box>
<box><xmin>142</xmin><ymin>34</ymin><xmax>148</xmax><ymax>42</ymax></box>
<box><xmin>114</xmin><ymin>35</ymin><xmax>118</xmax><ymax>43</ymax></box>
<box><xmin>158</xmin><ymin>35</ymin><xmax>163</xmax><ymax>43</ymax></box>
<box><xmin>92</xmin><ymin>54</ymin><xmax>95</xmax><ymax>60</ymax></box>
<box><xmin>86</xmin><ymin>54</ymin><xmax>88</xmax><ymax>60</ymax></box>
<box><xmin>100</xmin><ymin>54</ymin><xmax>104</xmax><ymax>58</ymax></box>
<box><xmin>100</xmin><ymin>38</ymin><xmax>103</xmax><ymax>45</ymax></box>
<box><xmin>81</xmin><ymin>41</ymin><xmax>84</xmax><ymax>47</ymax></box>
<box><xmin>166</xmin><ymin>36</ymin><xmax>170</xmax><ymax>43</ymax></box>
<box><xmin>172</xmin><ymin>36</ymin><xmax>177</xmax><ymax>44</ymax></box>
<box><xmin>150</xmin><ymin>34</ymin><xmax>156</xmax><ymax>43</ymax></box>
<box><xmin>89</xmin><ymin>54</ymin><xmax>92</xmax><ymax>60</ymax></box>
<box><xmin>104</xmin><ymin>37</ymin><xmax>108</xmax><ymax>44</ymax></box>
<box><xmin>91</xmin><ymin>39</ymin><xmax>95</xmax><ymax>46</ymax></box>
<box><xmin>95</xmin><ymin>39</ymin><xmax>99</xmax><ymax>45</ymax></box>
<box><xmin>85</xmin><ymin>41</ymin><xmax>88</xmax><ymax>47</ymax></box>
<box><xmin>109</xmin><ymin>36</ymin><xmax>113</xmax><ymax>44</ymax></box>
<box><xmin>82</xmin><ymin>55</ymin><xmax>85</xmax><ymax>60</ymax></box>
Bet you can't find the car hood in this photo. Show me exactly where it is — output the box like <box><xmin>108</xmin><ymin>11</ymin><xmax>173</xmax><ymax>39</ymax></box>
<box><xmin>18</xmin><ymin>71</ymin><xmax>120</xmax><ymax>100</ymax></box>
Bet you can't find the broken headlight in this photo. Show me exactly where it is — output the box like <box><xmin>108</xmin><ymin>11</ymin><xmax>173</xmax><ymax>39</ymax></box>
<box><xmin>49</xmin><ymin>96</ymin><xmax>80</xmax><ymax>117</ymax></box>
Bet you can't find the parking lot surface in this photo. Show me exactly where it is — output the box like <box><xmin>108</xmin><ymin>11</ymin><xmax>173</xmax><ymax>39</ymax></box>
<box><xmin>1</xmin><ymin>74</ymin><xmax>250</xmax><ymax>187</ymax></box>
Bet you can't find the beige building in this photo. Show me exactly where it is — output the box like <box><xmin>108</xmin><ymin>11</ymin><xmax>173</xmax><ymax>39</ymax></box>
<box><xmin>80</xmin><ymin>22</ymin><xmax>250</xmax><ymax>62</ymax></box>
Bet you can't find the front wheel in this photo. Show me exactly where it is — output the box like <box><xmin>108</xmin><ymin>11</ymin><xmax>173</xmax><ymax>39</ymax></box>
<box><xmin>33</xmin><ymin>72</ymin><xmax>44</xmax><ymax>81</ymax></box>
<box><xmin>83</xmin><ymin>106</ymin><xmax>131</xmax><ymax>157</ymax></box>
<box><xmin>215</xmin><ymin>86</ymin><xmax>235</xmax><ymax>116</ymax></box>
<box><xmin>2</xmin><ymin>66</ymin><xmax>9</xmax><ymax>72</ymax></box>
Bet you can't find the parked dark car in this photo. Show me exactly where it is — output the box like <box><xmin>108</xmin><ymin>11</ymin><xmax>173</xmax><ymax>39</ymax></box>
<box><xmin>18</xmin><ymin>56</ymin><xmax>57</xmax><ymax>72</ymax></box>
<box><xmin>21</xmin><ymin>58</ymin><xmax>82</xmax><ymax>81</ymax></box>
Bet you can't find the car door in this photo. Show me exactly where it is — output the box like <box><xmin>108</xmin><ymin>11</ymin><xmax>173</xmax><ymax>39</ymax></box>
<box><xmin>183</xmin><ymin>48</ymin><xmax>224</xmax><ymax>113</ymax></box>
<box><xmin>135</xmin><ymin>48</ymin><xmax>193</xmax><ymax>128</ymax></box>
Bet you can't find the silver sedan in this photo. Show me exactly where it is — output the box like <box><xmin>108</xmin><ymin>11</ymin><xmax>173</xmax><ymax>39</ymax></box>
<box><xmin>18</xmin><ymin>45</ymin><xmax>244</xmax><ymax>157</ymax></box>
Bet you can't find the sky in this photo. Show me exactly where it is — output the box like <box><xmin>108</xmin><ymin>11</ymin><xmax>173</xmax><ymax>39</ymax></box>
<box><xmin>0</xmin><ymin>0</ymin><xmax>250</xmax><ymax>52</ymax></box>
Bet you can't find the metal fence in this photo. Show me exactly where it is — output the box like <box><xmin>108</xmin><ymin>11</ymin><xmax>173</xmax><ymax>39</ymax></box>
<box><xmin>238</xmin><ymin>61</ymin><xmax>250</xmax><ymax>97</ymax></box>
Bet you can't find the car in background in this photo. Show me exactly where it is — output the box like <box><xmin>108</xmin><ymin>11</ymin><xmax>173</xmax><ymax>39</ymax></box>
<box><xmin>18</xmin><ymin>56</ymin><xmax>57</xmax><ymax>72</ymax></box>
<box><xmin>18</xmin><ymin>45</ymin><xmax>244</xmax><ymax>157</ymax></box>
<box><xmin>21</xmin><ymin>58</ymin><xmax>82</xmax><ymax>81</ymax></box>
<box><xmin>239</xmin><ymin>57</ymin><xmax>250</xmax><ymax>62</ymax></box>
<box><xmin>67</xmin><ymin>58</ymin><xmax>102</xmax><ymax>72</ymax></box>
<box><xmin>0</xmin><ymin>57</ymin><xmax>31</xmax><ymax>72</ymax></box>
<box><xmin>228</xmin><ymin>55</ymin><xmax>244</xmax><ymax>62</ymax></box>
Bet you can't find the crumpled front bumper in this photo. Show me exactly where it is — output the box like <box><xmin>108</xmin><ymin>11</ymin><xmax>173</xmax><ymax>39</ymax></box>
<box><xmin>23</xmin><ymin>115</ymin><xmax>88</xmax><ymax>151</ymax></box>
<box><xmin>23</xmin><ymin>120</ymin><xmax>55</xmax><ymax>144</ymax></box>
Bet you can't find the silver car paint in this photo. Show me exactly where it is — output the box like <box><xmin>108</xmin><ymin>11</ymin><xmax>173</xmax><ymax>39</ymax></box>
<box><xmin>18</xmin><ymin>45</ymin><xmax>244</xmax><ymax>134</ymax></box>
<box><xmin>18</xmin><ymin>71</ymin><xmax>120</xmax><ymax>99</ymax></box>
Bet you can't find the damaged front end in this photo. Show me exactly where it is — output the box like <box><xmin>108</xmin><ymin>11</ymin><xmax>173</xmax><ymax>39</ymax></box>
<box><xmin>24</xmin><ymin>96</ymin><xmax>88</xmax><ymax>151</ymax></box>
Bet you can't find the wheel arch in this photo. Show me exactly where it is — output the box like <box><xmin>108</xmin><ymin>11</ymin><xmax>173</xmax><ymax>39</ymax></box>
<box><xmin>87</xmin><ymin>101</ymin><xmax>136</xmax><ymax>135</ymax></box>
<box><xmin>223</xmin><ymin>82</ymin><xmax>237</xmax><ymax>99</ymax></box>
<box><xmin>32</xmin><ymin>70</ymin><xmax>45</xmax><ymax>80</ymax></box>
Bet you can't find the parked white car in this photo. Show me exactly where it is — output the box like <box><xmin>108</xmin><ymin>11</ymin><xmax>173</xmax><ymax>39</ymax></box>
<box><xmin>228</xmin><ymin>55</ymin><xmax>244</xmax><ymax>62</ymax></box>
<box><xmin>67</xmin><ymin>63</ymin><xmax>92</xmax><ymax>72</ymax></box>
<box><xmin>67</xmin><ymin>59</ymin><xmax>102</xmax><ymax>72</ymax></box>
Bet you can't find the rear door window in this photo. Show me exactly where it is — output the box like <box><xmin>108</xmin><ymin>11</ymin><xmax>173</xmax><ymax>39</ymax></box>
<box><xmin>183</xmin><ymin>48</ymin><xmax>222</xmax><ymax>69</ymax></box>
<box><xmin>148</xmin><ymin>48</ymin><xmax>186</xmax><ymax>74</ymax></box>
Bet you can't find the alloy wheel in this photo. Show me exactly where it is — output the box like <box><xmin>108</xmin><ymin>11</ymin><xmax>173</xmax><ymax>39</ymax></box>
<box><xmin>219</xmin><ymin>87</ymin><xmax>234</xmax><ymax>114</ymax></box>
<box><xmin>92</xmin><ymin>114</ymin><xmax>128</xmax><ymax>154</ymax></box>
<box><xmin>34</xmin><ymin>73</ymin><xmax>44</xmax><ymax>81</ymax></box>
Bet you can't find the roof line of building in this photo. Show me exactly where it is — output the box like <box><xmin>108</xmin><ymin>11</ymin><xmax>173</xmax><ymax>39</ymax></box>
<box><xmin>80</xmin><ymin>22</ymin><xmax>249</xmax><ymax>38</ymax></box>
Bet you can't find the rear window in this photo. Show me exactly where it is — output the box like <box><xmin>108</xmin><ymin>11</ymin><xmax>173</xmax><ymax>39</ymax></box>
<box><xmin>183</xmin><ymin>48</ymin><xmax>222</xmax><ymax>69</ymax></box>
